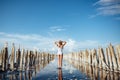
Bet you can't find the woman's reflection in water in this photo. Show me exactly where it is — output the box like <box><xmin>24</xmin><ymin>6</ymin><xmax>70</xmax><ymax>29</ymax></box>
<box><xmin>58</xmin><ymin>69</ymin><xmax>63</xmax><ymax>80</ymax></box>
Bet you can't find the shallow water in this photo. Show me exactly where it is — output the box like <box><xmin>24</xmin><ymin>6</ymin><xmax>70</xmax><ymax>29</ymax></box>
<box><xmin>0</xmin><ymin>58</ymin><xmax>120</xmax><ymax>80</ymax></box>
<box><xmin>32</xmin><ymin>58</ymin><xmax>90</xmax><ymax>80</ymax></box>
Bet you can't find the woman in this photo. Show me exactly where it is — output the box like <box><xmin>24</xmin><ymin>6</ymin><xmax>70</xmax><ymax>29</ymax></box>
<box><xmin>55</xmin><ymin>40</ymin><xmax>67</xmax><ymax>69</ymax></box>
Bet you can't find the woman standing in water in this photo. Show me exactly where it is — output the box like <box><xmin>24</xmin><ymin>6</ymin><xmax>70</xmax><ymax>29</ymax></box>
<box><xmin>55</xmin><ymin>40</ymin><xmax>67</xmax><ymax>69</ymax></box>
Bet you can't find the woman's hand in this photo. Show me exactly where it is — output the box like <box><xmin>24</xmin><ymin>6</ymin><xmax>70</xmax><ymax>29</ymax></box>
<box><xmin>63</xmin><ymin>41</ymin><xmax>66</xmax><ymax>46</ymax></box>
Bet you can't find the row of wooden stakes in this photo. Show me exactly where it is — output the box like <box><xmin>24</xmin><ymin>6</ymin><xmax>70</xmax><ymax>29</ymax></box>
<box><xmin>65</xmin><ymin>59</ymin><xmax>120</xmax><ymax>80</ymax></box>
<box><xmin>0</xmin><ymin>43</ymin><xmax>55</xmax><ymax>72</ymax></box>
<box><xmin>64</xmin><ymin>44</ymin><xmax>120</xmax><ymax>72</ymax></box>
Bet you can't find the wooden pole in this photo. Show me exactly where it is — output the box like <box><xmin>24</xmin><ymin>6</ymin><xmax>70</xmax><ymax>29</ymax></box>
<box><xmin>98</xmin><ymin>48</ymin><xmax>108</xmax><ymax>70</ymax></box>
<box><xmin>109</xmin><ymin>44</ymin><xmax>118</xmax><ymax>71</ymax></box>
<box><xmin>22</xmin><ymin>49</ymin><xmax>25</xmax><ymax>71</ymax></box>
<box><xmin>116</xmin><ymin>45</ymin><xmax>120</xmax><ymax>70</ymax></box>
<box><xmin>105</xmin><ymin>48</ymin><xmax>110</xmax><ymax>69</ymax></box>
<box><xmin>2</xmin><ymin>42</ymin><xmax>8</xmax><ymax>71</ymax></box>
<box><xmin>10</xmin><ymin>43</ymin><xmax>15</xmax><ymax>71</ymax></box>
<box><xmin>107</xmin><ymin>47</ymin><xmax>113</xmax><ymax>71</ymax></box>
<box><xmin>16</xmin><ymin>47</ymin><xmax>21</xmax><ymax>69</ymax></box>
<box><xmin>0</xmin><ymin>50</ymin><xmax>2</xmax><ymax>70</ymax></box>
<box><xmin>89</xmin><ymin>50</ymin><xmax>92</xmax><ymax>65</ymax></box>
<box><xmin>20</xmin><ymin>49</ymin><xmax>24</xmax><ymax>71</ymax></box>
<box><xmin>91</xmin><ymin>49</ymin><xmax>98</xmax><ymax>67</ymax></box>
<box><xmin>85</xmin><ymin>49</ymin><xmax>89</xmax><ymax>63</ymax></box>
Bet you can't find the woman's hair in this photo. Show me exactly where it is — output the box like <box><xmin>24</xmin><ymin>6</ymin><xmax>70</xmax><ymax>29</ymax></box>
<box><xmin>58</xmin><ymin>40</ymin><xmax>63</xmax><ymax>45</ymax></box>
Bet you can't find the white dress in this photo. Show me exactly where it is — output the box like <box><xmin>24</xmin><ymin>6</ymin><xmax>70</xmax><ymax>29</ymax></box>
<box><xmin>57</xmin><ymin>47</ymin><xmax>63</xmax><ymax>55</ymax></box>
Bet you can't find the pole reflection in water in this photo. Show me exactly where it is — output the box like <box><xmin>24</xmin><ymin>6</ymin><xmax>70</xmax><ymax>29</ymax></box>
<box><xmin>58</xmin><ymin>69</ymin><xmax>63</xmax><ymax>80</ymax></box>
<box><xmin>65</xmin><ymin>59</ymin><xmax>120</xmax><ymax>80</ymax></box>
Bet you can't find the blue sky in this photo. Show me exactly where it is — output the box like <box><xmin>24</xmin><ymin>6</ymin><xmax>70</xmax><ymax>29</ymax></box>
<box><xmin>0</xmin><ymin>0</ymin><xmax>120</xmax><ymax>52</ymax></box>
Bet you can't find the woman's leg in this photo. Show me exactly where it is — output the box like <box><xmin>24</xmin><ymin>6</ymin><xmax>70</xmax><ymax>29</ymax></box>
<box><xmin>58</xmin><ymin>55</ymin><xmax>60</xmax><ymax>67</ymax></box>
<box><xmin>60</xmin><ymin>54</ymin><xmax>63</xmax><ymax>68</ymax></box>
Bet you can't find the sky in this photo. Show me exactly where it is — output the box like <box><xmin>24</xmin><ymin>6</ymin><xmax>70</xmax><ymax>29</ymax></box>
<box><xmin>0</xmin><ymin>0</ymin><xmax>120</xmax><ymax>53</ymax></box>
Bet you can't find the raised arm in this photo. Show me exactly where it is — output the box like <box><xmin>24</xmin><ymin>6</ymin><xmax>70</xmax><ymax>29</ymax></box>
<box><xmin>62</xmin><ymin>41</ymin><xmax>67</xmax><ymax>46</ymax></box>
<box><xmin>55</xmin><ymin>41</ymin><xmax>59</xmax><ymax>46</ymax></box>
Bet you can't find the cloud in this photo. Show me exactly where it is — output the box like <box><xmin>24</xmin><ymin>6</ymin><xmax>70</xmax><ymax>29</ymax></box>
<box><xmin>97</xmin><ymin>4</ymin><xmax>120</xmax><ymax>16</ymax></box>
<box><xmin>49</xmin><ymin>26</ymin><xmax>66</xmax><ymax>32</ymax></box>
<box><xmin>94</xmin><ymin>0</ymin><xmax>120</xmax><ymax>6</ymax></box>
<box><xmin>65</xmin><ymin>39</ymin><xmax>76</xmax><ymax>52</ymax></box>
<box><xmin>0</xmin><ymin>32</ymin><xmax>57</xmax><ymax>51</ymax></box>
<box><xmin>0</xmin><ymin>32</ymin><xmax>107</xmax><ymax>53</ymax></box>
<box><xmin>91</xmin><ymin>0</ymin><xmax>120</xmax><ymax>18</ymax></box>
<box><xmin>65</xmin><ymin>39</ymin><xmax>101</xmax><ymax>52</ymax></box>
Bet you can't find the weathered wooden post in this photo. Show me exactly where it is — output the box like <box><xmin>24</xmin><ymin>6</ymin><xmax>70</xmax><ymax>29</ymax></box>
<box><xmin>83</xmin><ymin>51</ymin><xmax>86</xmax><ymax>63</ymax></box>
<box><xmin>10</xmin><ymin>43</ymin><xmax>15</xmax><ymax>71</ymax></box>
<box><xmin>82</xmin><ymin>51</ymin><xmax>85</xmax><ymax>63</ymax></box>
<box><xmin>91</xmin><ymin>49</ymin><xmax>98</xmax><ymax>67</ymax></box>
<box><xmin>32</xmin><ymin>51</ymin><xmax>34</xmax><ymax>66</ymax></box>
<box><xmin>109</xmin><ymin>44</ymin><xmax>118</xmax><ymax>71</ymax></box>
<box><xmin>77</xmin><ymin>52</ymin><xmax>80</xmax><ymax>62</ymax></box>
<box><xmin>39</xmin><ymin>53</ymin><xmax>42</xmax><ymax>63</ymax></box>
<box><xmin>26</xmin><ymin>50</ymin><xmax>30</xmax><ymax>70</ymax></box>
<box><xmin>16</xmin><ymin>47</ymin><xmax>21</xmax><ymax>69</ymax></box>
<box><xmin>43</xmin><ymin>52</ymin><xmax>46</xmax><ymax>63</ymax></box>
<box><xmin>19</xmin><ymin>49</ymin><xmax>25</xmax><ymax>71</ymax></box>
<box><xmin>98</xmin><ymin>48</ymin><xmax>108</xmax><ymax>70</ymax></box>
<box><xmin>38</xmin><ymin>53</ymin><xmax>41</xmax><ymax>64</ymax></box>
<box><xmin>88</xmin><ymin>50</ymin><xmax>92</xmax><ymax>65</ymax></box>
<box><xmin>116</xmin><ymin>45</ymin><xmax>120</xmax><ymax>70</ymax></box>
<box><xmin>77</xmin><ymin>52</ymin><xmax>79</xmax><ymax>61</ymax></box>
<box><xmin>37</xmin><ymin>52</ymin><xmax>39</xmax><ymax>65</ymax></box>
<box><xmin>0</xmin><ymin>50</ymin><xmax>2</xmax><ymax>70</ymax></box>
<box><xmin>32</xmin><ymin>50</ymin><xmax>35</xmax><ymax>66</ymax></box>
<box><xmin>80</xmin><ymin>51</ymin><xmax>84</xmax><ymax>63</ymax></box>
<box><xmin>23</xmin><ymin>49</ymin><xmax>26</xmax><ymax>71</ymax></box>
<box><xmin>79</xmin><ymin>51</ymin><xmax>82</xmax><ymax>62</ymax></box>
<box><xmin>29</xmin><ymin>51</ymin><xmax>33</xmax><ymax>67</ymax></box>
<box><xmin>34</xmin><ymin>50</ymin><xmax>37</xmax><ymax>65</ymax></box>
<box><xmin>2</xmin><ymin>42</ymin><xmax>8</xmax><ymax>71</ymax></box>
<box><xmin>47</xmin><ymin>53</ymin><xmax>50</xmax><ymax>63</ymax></box>
<box><xmin>106</xmin><ymin>47</ymin><xmax>113</xmax><ymax>71</ymax></box>
<box><xmin>85</xmin><ymin>49</ymin><xmax>89</xmax><ymax>63</ymax></box>
<box><xmin>105</xmin><ymin>48</ymin><xmax>110</xmax><ymax>69</ymax></box>
<box><xmin>76</xmin><ymin>52</ymin><xmax>78</xmax><ymax>61</ymax></box>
